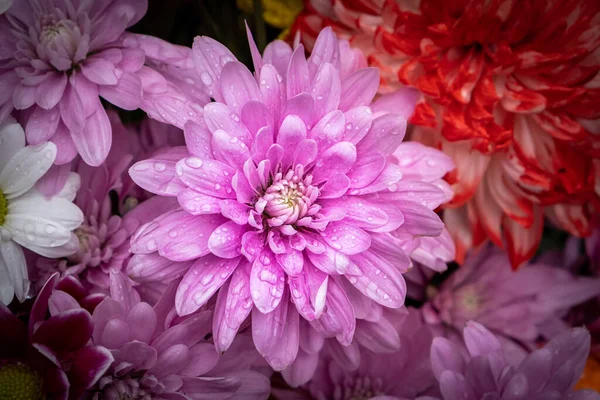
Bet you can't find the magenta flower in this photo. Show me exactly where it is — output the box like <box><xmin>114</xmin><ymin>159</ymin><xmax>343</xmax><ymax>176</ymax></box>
<box><xmin>85</xmin><ymin>272</ymin><xmax>270</xmax><ymax>399</ymax></box>
<box><xmin>0</xmin><ymin>274</ymin><xmax>111</xmax><ymax>400</ymax></box>
<box><xmin>128</xmin><ymin>26</ymin><xmax>453</xmax><ymax>371</ymax></box>
<box><xmin>31</xmin><ymin>111</ymin><xmax>176</xmax><ymax>302</ymax></box>
<box><xmin>0</xmin><ymin>0</ymin><xmax>147</xmax><ymax>166</ymax></box>
<box><xmin>431</xmin><ymin>322</ymin><xmax>600</xmax><ymax>400</ymax></box>
<box><xmin>422</xmin><ymin>245</ymin><xmax>600</xmax><ymax>363</ymax></box>
<box><xmin>302</xmin><ymin>308</ymin><xmax>439</xmax><ymax>400</ymax></box>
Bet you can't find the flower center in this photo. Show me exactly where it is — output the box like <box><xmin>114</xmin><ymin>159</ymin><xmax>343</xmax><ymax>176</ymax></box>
<box><xmin>458</xmin><ymin>287</ymin><xmax>481</xmax><ymax>315</ymax></box>
<box><xmin>0</xmin><ymin>190</ymin><xmax>7</xmax><ymax>226</ymax></box>
<box><xmin>335</xmin><ymin>376</ymin><xmax>385</xmax><ymax>400</ymax></box>
<box><xmin>0</xmin><ymin>363</ymin><xmax>44</xmax><ymax>400</ymax></box>
<box><xmin>256</xmin><ymin>166</ymin><xmax>320</xmax><ymax>229</ymax></box>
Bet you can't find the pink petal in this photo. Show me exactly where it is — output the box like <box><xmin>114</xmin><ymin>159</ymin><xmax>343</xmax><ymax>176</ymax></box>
<box><xmin>59</xmin><ymin>82</ymin><xmax>85</xmax><ymax>133</ymax></box>
<box><xmin>306</xmin><ymin>245</ymin><xmax>351</xmax><ymax>275</ymax></box>
<box><xmin>203</xmin><ymin>102</ymin><xmax>251</xmax><ymax>144</ymax></box>
<box><xmin>251</xmin><ymin>288</ymin><xmax>288</xmax><ymax>356</ymax></box>
<box><xmin>241</xmin><ymin>231</ymin><xmax>266</xmax><ymax>262</ymax></box>
<box><xmin>180</xmin><ymin>376</ymin><xmax>241</xmax><ymax>400</ymax></box>
<box><xmin>148</xmin><ymin>344</ymin><xmax>190</xmax><ymax>378</ymax></box>
<box><xmin>309</xmin><ymin>110</ymin><xmax>345</xmax><ymax>152</ymax></box>
<box><xmin>288</xmin><ymin>262</ymin><xmax>328</xmax><ymax>320</ymax></box>
<box><xmin>177</xmin><ymin>189</ymin><xmax>221</xmax><ymax>215</ymax></box>
<box><xmin>277</xmin><ymin>114</ymin><xmax>307</xmax><ymax>167</ymax></box>
<box><xmin>349</xmin><ymin>163</ymin><xmax>403</xmax><ymax>196</ymax></box>
<box><xmin>250</xmin><ymin>250</ymin><xmax>286</xmax><ymax>314</ymax></box>
<box><xmin>109</xmin><ymin>271</ymin><xmax>140</xmax><ymax>312</ymax></box>
<box><xmin>320</xmin><ymin>222</ymin><xmax>371</xmax><ymax>255</ymax></box>
<box><xmin>346</xmin><ymin>152</ymin><xmax>387</xmax><ymax>189</ymax></box>
<box><xmin>130</xmin><ymin>210</ymin><xmax>225</xmax><ymax>260</ymax></box>
<box><xmin>310</xmin><ymin>62</ymin><xmax>340</xmax><ymax>120</ymax></box>
<box><xmin>50</xmin><ymin>123</ymin><xmax>78</xmax><ymax>165</ymax></box>
<box><xmin>26</xmin><ymin>106</ymin><xmax>60</xmax><ymax>145</ymax></box>
<box><xmin>219</xmin><ymin>199</ymin><xmax>249</xmax><ymax>225</ymax></box>
<box><xmin>36</xmin><ymin>163</ymin><xmax>70</xmax><ymax>197</ymax></box>
<box><xmin>259</xmin><ymin>64</ymin><xmax>285</xmax><ymax>122</ymax></box>
<box><xmin>69</xmin><ymin>346</ymin><xmax>114</xmax><ymax>396</ymax></box>
<box><xmin>311</xmin><ymin>141</ymin><xmax>357</xmax><ymax>184</ymax></box>
<box><xmin>319</xmin><ymin>174</ymin><xmax>350</xmax><ymax>199</ymax></box>
<box><xmin>308</xmin><ymin>27</ymin><xmax>340</xmax><ymax>73</ymax></box>
<box><xmin>176</xmin><ymin>255</ymin><xmax>241</xmax><ymax>316</ymax></box>
<box><xmin>175</xmin><ymin>157</ymin><xmax>236</xmax><ymax>199</ymax></box>
<box><xmin>396</xmin><ymin>200</ymin><xmax>444</xmax><ymax>237</ymax></box>
<box><xmin>431</xmin><ymin>337</ymin><xmax>466</xmax><ymax>379</ymax></box>
<box><xmin>32</xmin><ymin>309</ymin><xmax>93</xmax><ymax>351</ymax></box>
<box><xmin>292</xmin><ymin>139</ymin><xmax>318</xmax><ymax>167</ymax></box>
<box><xmin>213</xmin><ymin>262</ymin><xmax>253</xmax><ymax>353</ymax></box>
<box><xmin>211</xmin><ymin>129</ymin><xmax>251</xmax><ymax>170</ymax></box>
<box><xmin>220</xmin><ymin>61</ymin><xmax>261</xmax><ymax>114</ymax></box>
<box><xmin>263</xmin><ymin>40</ymin><xmax>292</xmax><ymax>76</ymax></box>
<box><xmin>81</xmin><ymin>58</ymin><xmax>118</xmax><ymax>85</ymax></box>
<box><xmin>12</xmin><ymin>84</ymin><xmax>36</xmax><ymax>110</ymax></box>
<box><xmin>321</xmin><ymin>196</ymin><xmax>388</xmax><ymax>230</ymax></box>
<box><xmin>281</xmin><ymin>93</ymin><xmax>315</xmax><ymax>129</ymax></box>
<box><xmin>358</xmin><ymin>113</ymin><xmax>407</xmax><ymax>155</ymax></box>
<box><xmin>370</xmin><ymin>87</ymin><xmax>419</xmax><ymax>119</ymax></box>
<box><xmin>263</xmin><ymin>299</ymin><xmax>300</xmax><ymax>371</ymax></box>
<box><xmin>286</xmin><ymin>44</ymin><xmax>310</xmax><ymax>98</ymax></box>
<box><xmin>241</xmin><ymin>100</ymin><xmax>274</xmax><ymax>137</ymax></box>
<box><xmin>354</xmin><ymin>317</ymin><xmax>401</xmax><ymax>353</ymax></box>
<box><xmin>127</xmin><ymin>302</ymin><xmax>157</xmax><ymax>343</ymax></box>
<box><xmin>35</xmin><ymin>73</ymin><xmax>67</xmax><ymax>110</ymax></box>
<box><xmin>245</xmin><ymin>22</ymin><xmax>263</xmax><ymax>74</ymax></box>
<box><xmin>98</xmin><ymin>71</ymin><xmax>142</xmax><ymax>110</ymax></box>
<box><xmin>463</xmin><ymin>321</ymin><xmax>503</xmax><ymax>357</ymax></box>
<box><xmin>129</xmin><ymin>147</ymin><xmax>188</xmax><ymax>196</ymax></box>
<box><xmin>192</xmin><ymin>36</ymin><xmax>237</xmax><ymax>100</ymax></box>
<box><xmin>309</xmin><ymin>279</ymin><xmax>355</xmax><ymax>345</ymax></box>
<box><xmin>339</xmin><ymin>67</ymin><xmax>379</xmax><ymax>111</ymax></box>
<box><xmin>71</xmin><ymin>73</ymin><xmax>99</xmax><ymax>117</ymax></box>
<box><xmin>184</xmin><ymin>120</ymin><xmax>213</xmax><ymax>159</ymax></box>
<box><xmin>345</xmin><ymin>250</ymin><xmax>407</xmax><ymax>308</ymax></box>
<box><xmin>343</xmin><ymin>106</ymin><xmax>374</xmax><ymax>144</ymax></box>
<box><xmin>207</xmin><ymin>221</ymin><xmax>245</xmax><ymax>259</ymax></box>
<box><xmin>126</xmin><ymin>253</ymin><xmax>193</xmax><ymax>283</ymax></box>
<box><xmin>71</xmin><ymin>103</ymin><xmax>112</xmax><ymax>166</ymax></box>
<box><xmin>282</xmin><ymin>350</ymin><xmax>319</xmax><ymax>387</ymax></box>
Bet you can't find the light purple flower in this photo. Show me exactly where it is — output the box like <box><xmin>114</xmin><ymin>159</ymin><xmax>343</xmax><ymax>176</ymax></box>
<box><xmin>31</xmin><ymin>111</ymin><xmax>176</xmax><ymax>303</ymax></box>
<box><xmin>431</xmin><ymin>321</ymin><xmax>600</xmax><ymax>400</ymax></box>
<box><xmin>422</xmin><ymin>244</ymin><xmax>600</xmax><ymax>364</ymax></box>
<box><xmin>0</xmin><ymin>0</ymin><xmax>147</xmax><ymax>166</ymax></box>
<box><xmin>85</xmin><ymin>273</ymin><xmax>270</xmax><ymax>399</ymax></box>
<box><xmin>301</xmin><ymin>308</ymin><xmax>439</xmax><ymax>400</ymax></box>
<box><xmin>128</xmin><ymin>26</ymin><xmax>453</xmax><ymax>371</ymax></box>
<box><xmin>122</xmin><ymin>33</ymin><xmax>210</xmax><ymax>130</ymax></box>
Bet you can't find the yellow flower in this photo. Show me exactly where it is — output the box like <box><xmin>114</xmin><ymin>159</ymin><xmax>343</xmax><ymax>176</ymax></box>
<box><xmin>237</xmin><ymin>0</ymin><xmax>303</xmax><ymax>37</ymax></box>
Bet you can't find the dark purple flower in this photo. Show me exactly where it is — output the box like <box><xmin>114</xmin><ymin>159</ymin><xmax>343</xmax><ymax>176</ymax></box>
<box><xmin>0</xmin><ymin>274</ymin><xmax>111</xmax><ymax>400</ymax></box>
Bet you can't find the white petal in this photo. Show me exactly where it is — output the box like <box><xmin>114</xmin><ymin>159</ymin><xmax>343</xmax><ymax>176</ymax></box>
<box><xmin>24</xmin><ymin>233</ymin><xmax>80</xmax><ymax>258</ymax></box>
<box><xmin>0</xmin><ymin>142</ymin><xmax>57</xmax><ymax>197</ymax></box>
<box><xmin>57</xmin><ymin>172</ymin><xmax>80</xmax><ymax>201</ymax></box>
<box><xmin>9</xmin><ymin>191</ymin><xmax>83</xmax><ymax>230</ymax></box>
<box><xmin>0</xmin><ymin>118</ymin><xmax>25</xmax><ymax>173</ymax></box>
<box><xmin>0</xmin><ymin>257</ymin><xmax>15</xmax><ymax>305</ymax></box>
<box><xmin>0</xmin><ymin>240</ymin><xmax>29</xmax><ymax>302</ymax></box>
<box><xmin>5</xmin><ymin>213</ymin><xmax>72</xmax><ymax>249</ymax></box>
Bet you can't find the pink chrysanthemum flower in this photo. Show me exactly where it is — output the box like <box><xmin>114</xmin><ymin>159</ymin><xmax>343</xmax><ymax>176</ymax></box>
<box><xmin>422</xmin><ymin>244</ymin><xmax>600</xmax><ymax>364</ymax></box>
<box><xmin>128</xmin><ymin>26</ymin><xmax>453</xmax><ymax>371</ymax></box>
<box><xmin>0</xmin><ymin>0</ymin><xmax>148</xmax><ymax>166</ymax></box>
<box><xmin>0</xmin><ymin>274</ymin><xmax>111</xmax><ymax>400</ymax></box>
<box><xmin>31</xmin><ymin>112</ymin><xmax>177</xmax><ymax>302</ymax></box>
<box><xmin>431</xmin><ymin>322</ymin><xmax>600</xmax><ymax>400</ymax></box>
<box><xmin>85</xmin><ymin>273</ymin><xmax>270</xmax><ymax>399</ymax></box>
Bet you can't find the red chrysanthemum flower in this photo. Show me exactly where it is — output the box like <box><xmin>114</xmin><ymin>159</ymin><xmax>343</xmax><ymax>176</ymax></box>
<box><xmin>293</xmin><ymin>0</ymin><xmax>600</xmax><ymax>267</ymax></box>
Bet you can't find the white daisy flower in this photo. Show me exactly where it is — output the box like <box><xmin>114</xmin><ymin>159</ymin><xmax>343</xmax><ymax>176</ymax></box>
<box><xmin>0</xmin><ymin>119</ymin><xmax>83</xmax><ymax>304</ymax></box>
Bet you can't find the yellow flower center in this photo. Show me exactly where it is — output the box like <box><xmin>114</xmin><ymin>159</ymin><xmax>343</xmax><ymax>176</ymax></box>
<box><xmin>0</xmin><ymin>363</ymin><xmax>44</xmax><ymax>400</ymax></box>
<box><xmin>0</xmin><ymin>190</ymin><xmax>7</xmax><ymax>226</ymax></box>
<box><xmin>575</xmin><ymin>355</ymin><xmax>600</xmax><ymax>392</ymax></box>
<box><xmin>237</xmin><ymin>0</ymin><xmax>303</xmax><ymax>30</ymax></box>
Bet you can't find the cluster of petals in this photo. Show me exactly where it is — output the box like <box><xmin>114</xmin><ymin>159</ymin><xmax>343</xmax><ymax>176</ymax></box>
<box><xmin>128</xmin><ymin>26</ymin><xmax>453</xmax><ymax>370</ymax></box>
<box><xmin>84</xmin><ymin>272</ymin><xmax>270</xmax><ymax>399</ymax></box>
<box><xmin>422</xmin><ymin>245</ymin><xmax>600</xmax><ymax>363</ymax></box>
<box><xmin>0</xmin><ymin>274</ymin><xmax>111</xmax><ymax>399</ymax></box>
<box><xmin>31</xmin><ymin>111</ymin><xmax>177</xmax><ymax>303</ymax></box>
<box><xmin>431</xmin><ymin>321</ymin><xmax>600</xmax><ymax>400</ymax></box>
<box><xmin>305</xmin><ymin>308</ymin><xmax>440</xmax><ymax>400</ymax></box>
<box><xmin>0</xmin><ymin>118</ymin><xmax>82</xmax><ymax>305</ymax></box>
<box><xmin>0</xmin><ymin>0</ymin><xmax>148</xmax><ymax>166</ymax></box>
<box><xmin>293</xmin><ymin>0</ymin><xmax>600</xmax><ymax>267</ymax></box>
